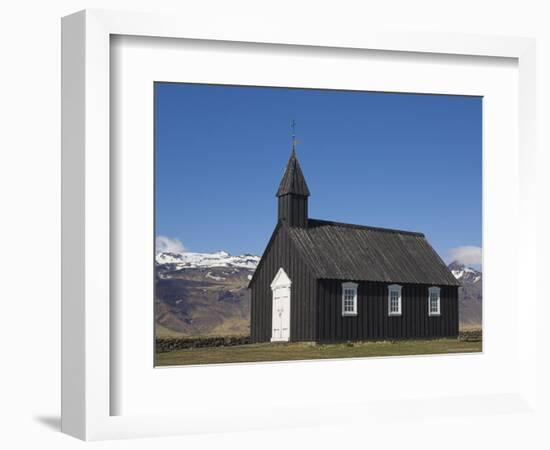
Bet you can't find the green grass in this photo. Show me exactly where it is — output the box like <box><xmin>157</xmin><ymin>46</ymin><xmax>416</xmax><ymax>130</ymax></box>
<box><xmin>155</xmin><ymin>338</ymin><xmax>482</xmax><ymax>367</ymax></box>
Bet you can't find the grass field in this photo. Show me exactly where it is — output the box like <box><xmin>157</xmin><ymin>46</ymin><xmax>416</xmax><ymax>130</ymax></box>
<box><xmin>155</xmin><ymin>338</ymin><xmax>482</xmax><ymax>367</ymax></box>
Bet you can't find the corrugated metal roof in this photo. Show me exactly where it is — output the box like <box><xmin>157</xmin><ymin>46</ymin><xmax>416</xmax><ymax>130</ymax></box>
<box><xmin>276</xmin><ymin>149</ymin><xmax>310</xmax><ymax>197</ymax></box>
<box><xmin>287</xmin><ymin>219</ymin><xmax>460</xmax><ymax>286</ymax></box>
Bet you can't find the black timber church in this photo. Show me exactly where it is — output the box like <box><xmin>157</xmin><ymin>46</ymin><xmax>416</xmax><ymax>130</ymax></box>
<box><xmin>249</xmin><ymin>147</ymin><xmax>460</xmax><ymax>343</ymax></box>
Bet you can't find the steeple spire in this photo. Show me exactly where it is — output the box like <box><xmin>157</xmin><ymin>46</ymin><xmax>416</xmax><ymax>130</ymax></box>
<box><xmin>276</xmin><ymin>149</ymin><xmax>310</xmax><ymax>197</ymax></box>
<box><xmin>276</xmin><ymin>122</ymin><xmax>310</xmax><ymax>197</ymax></box>
<box><xmin>276</xmin><ymin>121</ymin><xmax>310</xmax><ymax>227</ymax></box>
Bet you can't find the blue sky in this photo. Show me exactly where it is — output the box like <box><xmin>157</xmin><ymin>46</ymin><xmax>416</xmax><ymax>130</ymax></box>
<box><xmin>155</xmin><ymin>83</ymin><xmax>482</xmax><ymax>267</ymax></box>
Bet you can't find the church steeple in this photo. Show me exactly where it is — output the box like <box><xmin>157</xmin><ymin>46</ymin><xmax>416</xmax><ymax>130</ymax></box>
<box><xmin>276</xmin><ymin>148</ymin><xmax>311</xmax><ymax>198</ymax></box>
<box><xmin>276</xmin><ymin>122</ymin><xmax>310</xmax><ymax>228</ymax></box>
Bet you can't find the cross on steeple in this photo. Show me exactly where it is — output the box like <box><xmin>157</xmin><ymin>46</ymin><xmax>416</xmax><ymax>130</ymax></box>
<box><xmin>291</xmin><ymin>120</ymin><xmax>297</xmax><ymax>153</ymax></box>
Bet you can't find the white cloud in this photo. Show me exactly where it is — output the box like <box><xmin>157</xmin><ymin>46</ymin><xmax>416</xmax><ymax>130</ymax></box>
<box><xmin>155</xmin><ymin>236</ymin><xmax>186</xmax><ymax>253</ymax></box>
<box><xmin>448</xmin><ymin>246</ymin><xmax>482</xmax><ymax>266</ymax></box>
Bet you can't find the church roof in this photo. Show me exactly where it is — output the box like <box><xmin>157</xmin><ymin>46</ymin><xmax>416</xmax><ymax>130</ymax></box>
<box><xmin>286</xmin><ymin>219</ymin><xmax>460</xmax><ymax>286</ymax></box>
<box><xmin>276</xmin><ymin>149</ymin><xmax>310</xmax><ymax>197</ymax></box>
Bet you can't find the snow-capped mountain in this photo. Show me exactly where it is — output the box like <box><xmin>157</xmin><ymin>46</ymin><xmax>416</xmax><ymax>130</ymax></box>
<box><xmin>156</xmin><ymin>250</ymin><xmax>260</xmax><ymax>270</ymax></box>
<box><xmin>155</xmin><ymin>250</ymin><xmax>259</xmax><ymax>337</ymax></box>
<box><xmin>448</xmin><ymin>261</ymin><xmax>482</xmax><ymax>326</ymax></box>
<box><xmin>448</xmin><ymin>261</ymin><xmax>482</xmax><ymax>284</ymax></box>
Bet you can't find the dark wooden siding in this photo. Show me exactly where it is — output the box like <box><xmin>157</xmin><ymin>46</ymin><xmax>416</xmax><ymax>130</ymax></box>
<box><xmin>317</xmin><ymin>280</ymin><xmax>459</xmax><ymax>341</ymax></box>
<box><xmin>278</xmin><ymin>195</ymin><xmax>308</xmax><ymax>228</ymax></box>
<box><xmin>250</xmin><ymin>224</ymin><xmax>317</xmax><ymax>343</ymax></box>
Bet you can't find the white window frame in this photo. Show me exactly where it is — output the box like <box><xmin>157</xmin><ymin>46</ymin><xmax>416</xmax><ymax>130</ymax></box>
<box><xmin>428</xmin><ymin>286</ymin><xmax>441</xmax><ymax>316</ymax></box>
<box><xmin>341</xmin><ymin>282</ymin><xmax>358</xmax><ymax>316</ymax></box>
<box><xmin>388</xmin><ymin>284</ymin><xmax>402</xmax><ymax>316</ymax></box>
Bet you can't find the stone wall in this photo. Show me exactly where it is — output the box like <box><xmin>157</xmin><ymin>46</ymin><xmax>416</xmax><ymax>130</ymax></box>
<box><xmin>156</xmin><ymin>335</ymin><xmax>251</xmax><ymax>353</ymax></box>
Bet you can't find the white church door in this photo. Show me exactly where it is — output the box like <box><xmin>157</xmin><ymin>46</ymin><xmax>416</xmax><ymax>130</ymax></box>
<box><xmin>270</xmin><ymin>268</ymin><xmax>291</xmax><ymax>342</ymax></box>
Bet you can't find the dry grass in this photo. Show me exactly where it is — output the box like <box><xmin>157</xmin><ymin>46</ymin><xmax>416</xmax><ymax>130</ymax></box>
<box><xmin>459</xmin><ymin>324</ymin><xmax>482</xmax><ymax>332</ymax></box>
<box><xmin>156</xmin><ymin>338</ymin><xmax>482</xmax><ymax>367</ymax></box>
<box><xmin>154</xmin><ymin>324</ymin><xmax>188</xmax><ymax>338</ymax></box>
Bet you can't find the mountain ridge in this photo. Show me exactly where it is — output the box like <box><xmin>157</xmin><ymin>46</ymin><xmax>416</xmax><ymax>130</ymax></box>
<box><xmin>156</xmin><ymin>250</ymin><xmax>259</xmax><ymax>269</ymax></box>
<box><xmin>155</xmin><ymin>251</ymin><xmax>482</xmax><ymax>336</ymax></box>
<box><xmin>449</xmin><ymin>260</ymin><xmax>482</xmax><ymax>326</ymax></box>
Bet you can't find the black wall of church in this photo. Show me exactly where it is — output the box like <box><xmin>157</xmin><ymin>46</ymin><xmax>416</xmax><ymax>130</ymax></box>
<box><xmin>250</xmin><ymin>223</ymin><xmax>317</xmax><ymax>343</ymax></box>
<box><xmin>316</xmin><ymin>280</ymin><xmax>459</xmax><ymax>342</ymax></box>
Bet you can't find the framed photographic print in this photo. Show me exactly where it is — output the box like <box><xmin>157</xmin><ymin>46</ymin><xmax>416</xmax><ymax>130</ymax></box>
<box><xmin>62</xmin><ymin>9</ymin><xmax>538</xmax><ymax>442</ymax></box>
<box><xmin>153</xmin><ymin>83</ymin><xmax>482</xmax><ymax>368</ymax></box>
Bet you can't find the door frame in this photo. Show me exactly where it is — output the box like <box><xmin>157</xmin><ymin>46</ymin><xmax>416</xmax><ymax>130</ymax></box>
<box><xmin>270</xmin><ymin>267</ymin><xmax>291</xmax><ymax>342</ymax></box>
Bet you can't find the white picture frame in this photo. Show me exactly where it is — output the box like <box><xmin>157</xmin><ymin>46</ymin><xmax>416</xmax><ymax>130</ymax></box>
<box><xmin>61</xmin><ymin>9</ymin><xmax>538</xmax><ymax>441</ymax></box>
